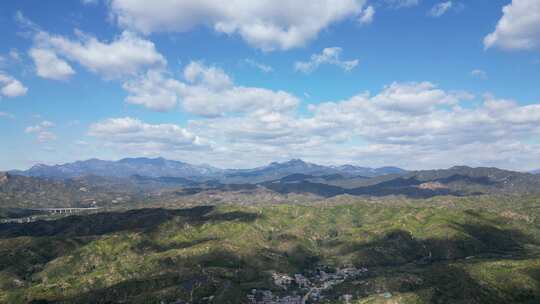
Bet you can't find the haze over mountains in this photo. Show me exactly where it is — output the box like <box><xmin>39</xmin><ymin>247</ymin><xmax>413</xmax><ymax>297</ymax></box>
<box><xmin>10</xmin><ymin>158</ymin><xmax>407</xmax><ymax>181</ymax></box>
<box><xmin>3</xmin><ymin>158</ymin><xmax>540</xmax><ymax>210</ymax></box>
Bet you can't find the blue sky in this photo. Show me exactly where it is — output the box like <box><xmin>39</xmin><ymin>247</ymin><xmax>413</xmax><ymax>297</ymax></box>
<box><xmin>0</xmin><ymin>0</ymin><xmax>539</xmax><ymax>171</ymax></box>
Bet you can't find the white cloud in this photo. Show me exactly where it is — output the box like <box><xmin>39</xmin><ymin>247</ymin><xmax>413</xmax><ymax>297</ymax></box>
<box><xmin>122</xmin><ymin>70</ymin><xmax>183</xmax><ymax>111</ymax></box>
<box><xmin>0</xmin><ymin>72</ymin><xmax>28</xmax><ymax>98</ymax></box>
<box><xmin>188</xmin><ymin>81</ymin><xmax>540</xmax><ymax>170</ymax></box>
<box><xmin>108</xmin><ymin>0</ymin><xmax>367</xmax><ymax>51</ymax></box>
<box><xmin>358</xmin><ymin>5</ymin><xmax>375</xmax><ymax>25</ymax></box>
<box><xmin>88</xmin><ymin>79</ymin><xmax>540</xmax><ymax>170</ymax></box>
<box><xmin>295</xmin><ymin>47</ymin><xmax>359</xmax><ymax>73</ymax></box>
<box><xmin>369</xmin><ymin>81</ymin><xmax>469</xmax><ymax>114</ymax></box>
<box><xmin>471</xmin><ymin>69</ymin><xmax>487</xmax><ymax>79</ymax></box>
<box><xmin>385</xmin><ymin>0</ymin><xmax>420</xmax><ymax>9</ymax></box>
<box><xmin>188</xmin><ymin>82</ymin><xmax>470</xmax><ymax>163</ymax></box>
<box><xmin>17</xmin><ymin>12</ymin><xmax>167</xmax><ymax>80</ymax></box>
<box><xmin>82</xmin><ymin>0</ymin><xmax>99</xmax><ymax>5</ymax></box>
<box><xmin>25</xmin><ymin>120</ymin><xmax>57</xmax><ymax>142</ymax></box>
<box><xmin>88</xmin><ymin>117</ymin><xmax>210</xmax><ymax>154</ymax></box>
<box><xmin>33</xmin><ymin>30</ymin><xmax>166</xmax><ymax>79</ymax></box>
<box><xmin>183</xmin><ymin>61</ymin><xmax>233</xmax><ymax>90</ymax></box>
<box><xmin>429</xmin><ymin>1</ymin><xmax>453</xmax><ymax>17</ymax></box>
<box><xmin>484</xmin><ymin>0</ymin><xmax>540</xmax><ymax>50</ymax></box>
<box><xmin>29</xmin><ymin>48</ymin><xmax>75</xmax><ymax>80</ymax></box>
<box><xmin>123</xmin><ymin>62</ymin><xmax>299</xmax><ymax>116</ymax></box>
<box><xmin>244</xmin><ymin>59</ymin><xmax>273</xmax><ymax>73</ymax></box>
<box><xmin>180</xmin><ymin>62</ymin><xmax>299</xmax><ymax>116</ymax></box>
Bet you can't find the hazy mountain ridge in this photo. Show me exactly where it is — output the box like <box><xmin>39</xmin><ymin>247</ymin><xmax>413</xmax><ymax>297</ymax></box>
<box><xmin>10</xmin><ymin>157</ymin><xmax>222</xmax><ymax>179</ymax></box>
<box><xmin>10</xmin><ymin>158</ymin><xmax>408</xmax><ymax>183</ymax></box>
<box><xmin>3</xmin><ymin>164</ymin><xmax>540</xmax><ymax>210</ymax></box>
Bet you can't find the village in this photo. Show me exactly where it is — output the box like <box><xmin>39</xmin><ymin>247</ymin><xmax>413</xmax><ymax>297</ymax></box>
<box><xmin>247</xmin><ymin>265</ymin><xmax>368</xmax><ymax>304</ymax></box>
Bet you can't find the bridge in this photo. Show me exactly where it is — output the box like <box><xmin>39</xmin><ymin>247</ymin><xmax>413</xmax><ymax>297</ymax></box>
<box><xmin>31</xmin><ymin>207</ymin><xmax>102</xmax><ymax>214</ymax></box>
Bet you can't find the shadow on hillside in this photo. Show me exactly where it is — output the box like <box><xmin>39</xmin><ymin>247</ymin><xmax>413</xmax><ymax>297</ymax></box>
<box><xmin>339</xmin><ymin>222</ymin><xmax>533</xmax><ymax>267</ymax></box>
<box><xmin>0</xmin><ymin>206</ymin><xmax>259</xmax><ymax>239</ymax></box>
<box><xmin>170</xmin><ymin>172</ymin><xmax>502</xmax><ymax>199</ymax></box>
<box><xmin>259</xmin><ymin>178</ymin><xmax>472</xmax><ymax>199</ymax></box>
<box><xmin>10</xmin><ymin>212</ymin><xmax>540</xmax><ymax>303</ymax></box>
<box><xmin>36</xmin><ymin>273</ymin><xmax>213</xmax><ymax>304</ymax></box>
<box><xmin>329</xmin><ymin>220</ymin><xmax>539</xmax><ymax>303</ymax></box>
<box><xmin>30</xmin><ymin>231</ymin><xmax>540</xmax><ymax>304</ymax></box>
<box><xmin>32</xmin><ymin>248</ymin><xmax>263</xmax><ymax>304</ymax></box>
<box><xmin>0</xmin><ymin>206</ymin><xmax>259</xmax><ymax>282</ymax></box>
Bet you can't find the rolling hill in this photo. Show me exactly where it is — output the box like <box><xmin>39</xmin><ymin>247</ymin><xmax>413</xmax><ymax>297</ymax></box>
<box><xmin>3</xmin><ymin>165</ymin><xmax>540</xmax><ymax>211</ymax></box>
<box><xmin>0</xmin><ymin>198</ymin><xmax>539</xmax><ymax>303</ymax></box>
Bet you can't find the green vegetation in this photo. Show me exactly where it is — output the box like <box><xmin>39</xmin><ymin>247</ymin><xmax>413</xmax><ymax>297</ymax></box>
<box><xmin>0</xmin><ymin>195</ymin><xmax>539</xmax><ymax>303</ymax></box>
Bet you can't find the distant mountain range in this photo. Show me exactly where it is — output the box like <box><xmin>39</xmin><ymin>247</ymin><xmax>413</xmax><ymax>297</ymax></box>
<box><xmin>10</xmin><ymin>157</ymin><xmax>221</xmax><ymax>180</ymax></box>
<box><xmin>9</xmin><ymin>158</ymin><xmax>408</xmax><ymax>182</ymax></box>
<box><xmin>3</xmin><ymin>160</ymin><xmax>540</xmax><ymax>209</ymax></box>
<box><xmin>532</xmin><ymin>169</ymin><xmax>540</xmax><ymax>174</ymax></box>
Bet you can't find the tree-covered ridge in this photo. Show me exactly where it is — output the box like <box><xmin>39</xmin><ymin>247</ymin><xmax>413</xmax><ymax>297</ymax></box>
<box><xmin>0</xmin><ymin>196</ymin><xmax>539</xmax><ymax>303</ymax></box>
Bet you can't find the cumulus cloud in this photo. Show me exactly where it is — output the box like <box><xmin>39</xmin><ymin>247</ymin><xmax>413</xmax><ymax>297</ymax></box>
<box><xmin>183</xmin><ymin>61</ymin><xmax>233</xmax><ymax>90</ymax></box>
<box><xmin>89</xmin><ymin>78</ymin><xmax>540</xmax><ymax>169</ymax></box>
<box><xmin>123</xmin><ymin>62</ymin><xmax>299</xmax><ymax>116</ymax></box>
<box><xmin>182</xmin><ymin>62</ymin><xmax>298</xmax><ymax>116</ymax></box>
<box><xmin>185</xmin><ymin>81</ymin><xmax>540</xmax><ymax>170</ymax></box>
<box><xmin>428</xmin><ymin>1</ymin><xmax>453</xmax><ymax>17</ymax></box>
<box><xmin>17</xmin><ymin>13</ymin><xmax>166</xmax><ymax>80</ymax></box>
<box><xmin>193</xmin><ymin>82</ymin><xmax>471</xmax><ymax>149</ymax></box>
<box><xmin>358</xmin><ymin>5</ymin><xmax>375</xmax><ymax>25</ymax></box>
<box><xmin>108</xmin><ymin>0</ymin><xmax>367</xmax><ymax>51</ymax></box>
<box><xmin>484</xmin><ymin>0</ymin><xmax>540</xmax><ymax>50</ymax></box>
<box><xmin>31</xmin><ymin>30</ymin><xmax>166</xmax><ymax>79</ymax></box>
<box><xmin>122</xmin><ymin>70</ymin><xmax>183</xmax><ymax>111</ymax></box>
<box><xmin>25</xmin><ymin>120</ymin><xmax>57</xmax><ymax>142</ymax></box>
<box><xmin>371</xmin><ymin>81</ymin><xmax>471</xmax><ymax>114</ymax></box>
<box><xmin>29</xmin><ymin>48</ymin><xmax>75</xmax><ymax>80</ymax></box>
<box><xmin>88</xmin><ymin>117</ymin><xmax>210</xmax><ymax>154</ymax></box>
<box><xmin>295</xmin><ymin>47</ymin><xmax>359</xmax><ymax>73</ymax></box>
<box><xmin>0</xmin><ymin>72</ymin><xmax>28</xmax><ymax>98</ymax></box>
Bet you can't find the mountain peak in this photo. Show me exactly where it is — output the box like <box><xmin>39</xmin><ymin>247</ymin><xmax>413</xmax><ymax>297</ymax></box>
<box><xmin>285</xmin><ymin>158</ymin><xmax>308</xmax><ymax>165</ymax></box>
<box><xmin>30</xmin><ymin>163</ymin><xmax>49</xmax><ymax>169</ymax></box>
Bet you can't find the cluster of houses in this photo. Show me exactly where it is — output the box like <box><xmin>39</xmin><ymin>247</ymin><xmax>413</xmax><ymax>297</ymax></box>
<box><xmin>247</xmin><ymin>265</ymin><xmax>368</xmax><ymax>304</ymax></box>
<box><xmin>247</xmin><ymin>290</ymin><xmax>303</xmax><ymax>304</ymax></box>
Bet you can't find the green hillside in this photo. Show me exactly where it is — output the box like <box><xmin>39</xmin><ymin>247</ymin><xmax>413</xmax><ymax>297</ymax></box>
<box><xmin>0</xmin><ymin>196</ymin><xmax>539</xmax><ymax>303</ymax></box>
